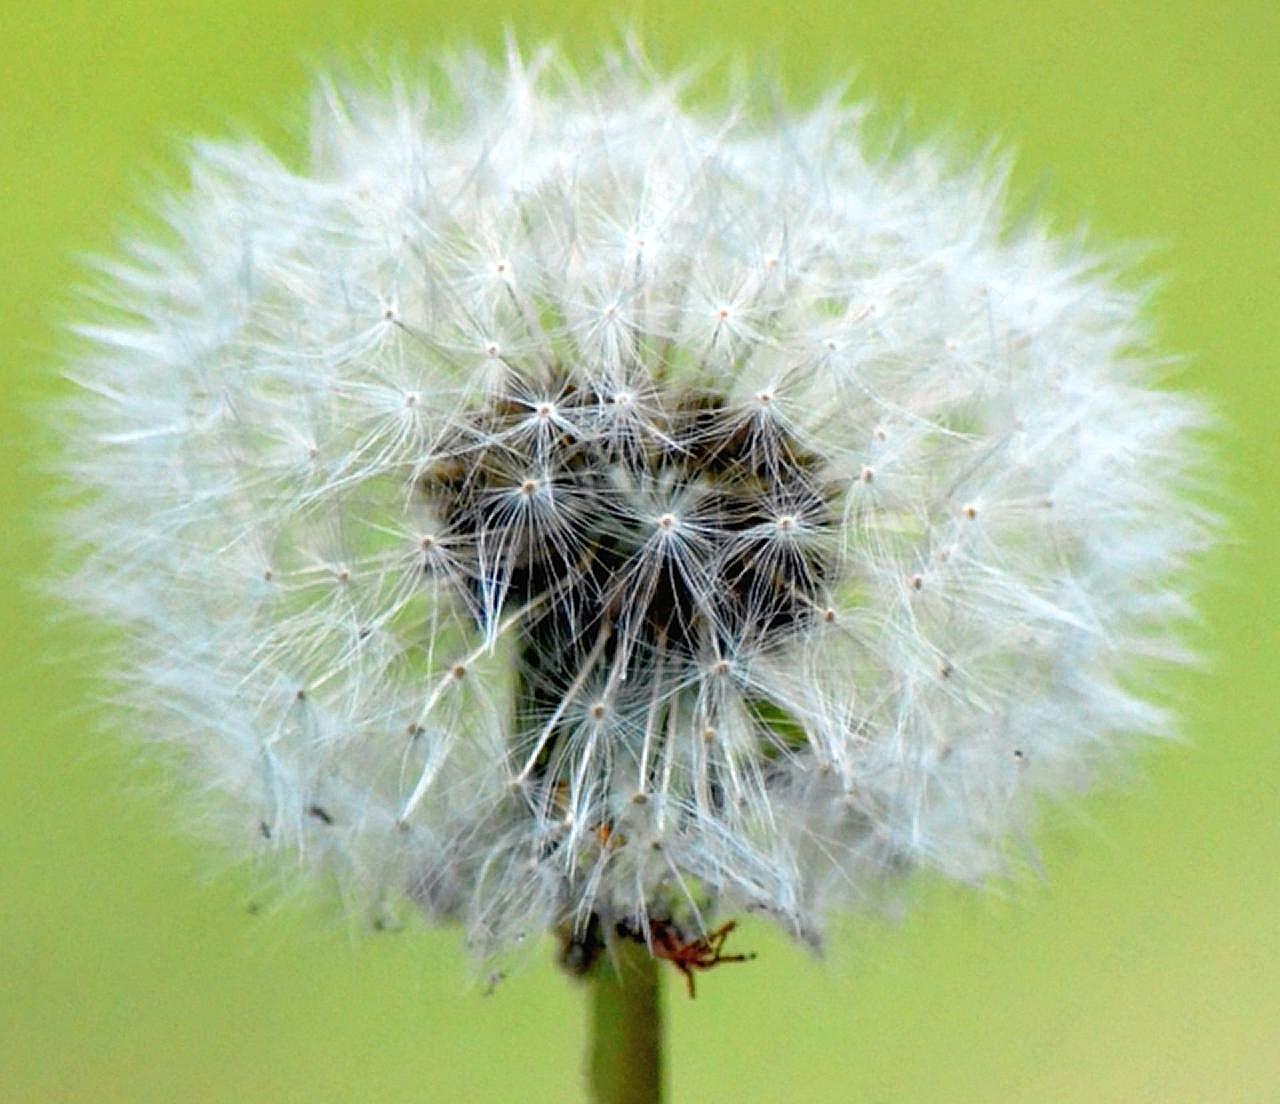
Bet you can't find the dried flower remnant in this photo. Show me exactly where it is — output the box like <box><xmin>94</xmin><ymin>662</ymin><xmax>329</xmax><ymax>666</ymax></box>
<box><xmin>63</xmin><ymin>45</ymin><xmax>1209</xmax><ymax>972</ymax></box>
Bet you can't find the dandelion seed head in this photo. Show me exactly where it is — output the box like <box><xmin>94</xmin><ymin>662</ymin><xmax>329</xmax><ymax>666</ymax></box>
<box><xmin>62</xmin><ymin>43</ymin><xmax>1210</xmax><ymax>964</ymax></box>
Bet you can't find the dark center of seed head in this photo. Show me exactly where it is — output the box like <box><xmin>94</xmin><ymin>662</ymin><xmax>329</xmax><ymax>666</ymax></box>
<box><xmin>420</xmin><ymin>373</ymin><xmax>840</xmax><ymax>761</ymax></box>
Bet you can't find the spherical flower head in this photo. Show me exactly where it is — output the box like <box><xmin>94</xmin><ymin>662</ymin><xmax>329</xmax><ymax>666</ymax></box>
<box><xmin>63</xmin><ymin>45</ymin><xmax>1209</xmax><ymax>966</ymax></box>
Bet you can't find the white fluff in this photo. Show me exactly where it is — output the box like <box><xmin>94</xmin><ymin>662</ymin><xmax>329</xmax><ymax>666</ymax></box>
<box><xmin>62</xmin><ymin>44</ymin><xmax>1210</xmax><ymax>963</ymax></box>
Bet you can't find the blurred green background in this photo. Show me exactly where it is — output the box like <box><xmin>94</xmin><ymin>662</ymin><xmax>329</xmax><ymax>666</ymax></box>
<box><xmin>3</xmin><ymin>3</ymin><xmax>1277</xmax><ymax>1101</ymax></box>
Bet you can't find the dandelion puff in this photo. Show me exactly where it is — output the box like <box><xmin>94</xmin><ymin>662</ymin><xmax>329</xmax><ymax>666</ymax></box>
<box><xmin>61</xmin><ymin>39</ymin><xmax>1211</xmax><ymax>1009</ymax></box>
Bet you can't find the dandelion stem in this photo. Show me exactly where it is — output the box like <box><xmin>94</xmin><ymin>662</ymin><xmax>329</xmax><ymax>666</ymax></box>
<box><xmin>586</xmin><ymin>940</ymin><xmax>663</xmax><ymax>1104</ymax></box>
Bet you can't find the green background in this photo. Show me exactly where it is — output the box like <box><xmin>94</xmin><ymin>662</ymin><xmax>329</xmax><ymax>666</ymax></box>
<box><xmin>3</xmin><ymin>3</ymin><xmax>1277</xmax><ymax>1101</ymax></box>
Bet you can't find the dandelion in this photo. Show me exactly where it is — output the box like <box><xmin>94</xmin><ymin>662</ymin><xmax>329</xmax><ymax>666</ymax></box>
<box><xmin>62</xmin><ymin>41</ymin><xmax>1209</xmax><ymax>1103</ymax></box>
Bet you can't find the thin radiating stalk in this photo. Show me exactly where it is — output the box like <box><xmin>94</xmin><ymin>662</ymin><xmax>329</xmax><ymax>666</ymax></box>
<box><xmin>586</xmin><ymin>941</ymin><xmax>663</xmax><ymax>1104</ymax></box>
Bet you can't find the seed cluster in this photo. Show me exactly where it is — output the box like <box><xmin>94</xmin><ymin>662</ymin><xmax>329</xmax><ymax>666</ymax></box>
<box><xmin>422</xmin><ymin>373</ymin><xmax>839</xmax><ymax>784</ymax></box>
<box><xmin>64</xmin><ymin>51</ymin><xmax>1209</xmax><ymax>963</ymax></box>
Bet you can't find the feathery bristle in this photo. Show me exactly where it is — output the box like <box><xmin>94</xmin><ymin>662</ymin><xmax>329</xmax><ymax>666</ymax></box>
<box><xmin>60</xmin><ymin>43</ymin><xmax>1211</xmax><ymax>965</ymax></box>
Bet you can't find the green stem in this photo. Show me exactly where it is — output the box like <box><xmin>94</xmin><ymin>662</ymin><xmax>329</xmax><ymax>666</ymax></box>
<box><xmin>586</xmin><ymin>940</ymin><xmax>663</xmax><ymax>1104</ymax></box>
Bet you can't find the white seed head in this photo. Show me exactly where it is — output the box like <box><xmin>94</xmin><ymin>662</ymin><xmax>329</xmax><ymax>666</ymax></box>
<box><xmin>61</xmin><ymin>45</ymin><xmax>1210</xmax><ymax>963</ymax></box>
